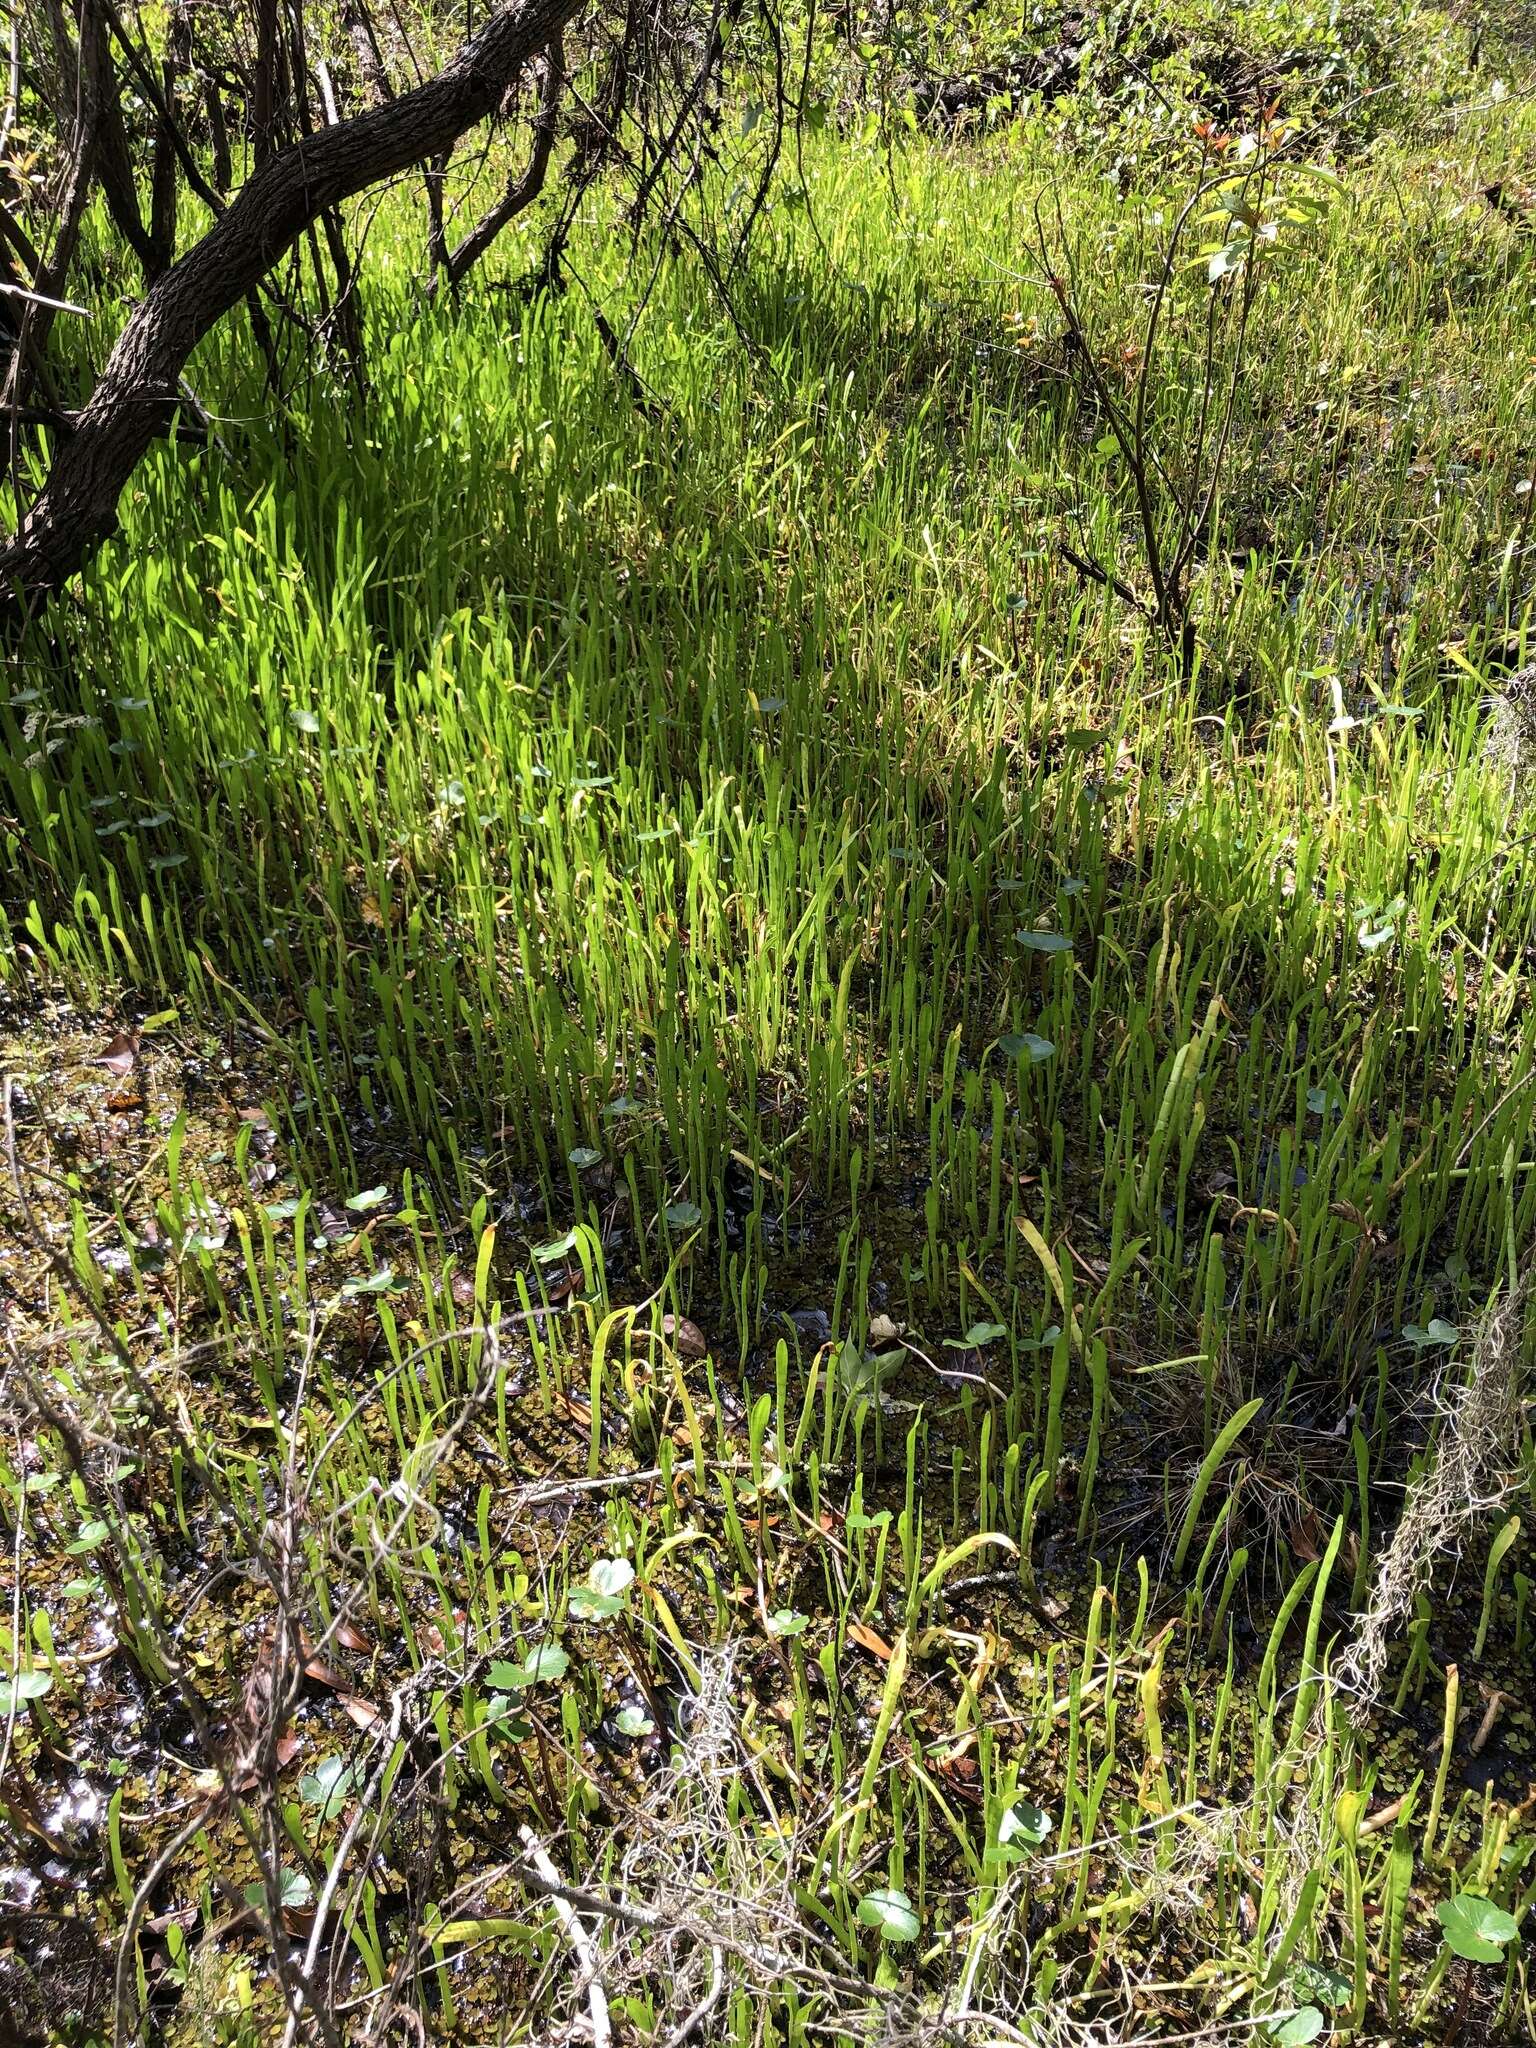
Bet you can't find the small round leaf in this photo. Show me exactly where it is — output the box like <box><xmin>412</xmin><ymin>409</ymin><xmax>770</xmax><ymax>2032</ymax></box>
<box><xmin>1268</xmin><ymin>2008</ymin><xmax>1323</xmax><ymax>2046</ymax></box>
<box><xmin>857</xmin><ymin>1887</ymin><xmax>919</xmax><ymax>1944</ymax></box>
<box><xmin>1436</xmin><ymin>1894</ymin><xmax>1518</xmax><ymax>1964</ymax></box>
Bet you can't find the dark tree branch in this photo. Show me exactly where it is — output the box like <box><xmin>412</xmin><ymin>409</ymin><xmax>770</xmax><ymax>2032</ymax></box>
<box><xmin>7</xmin><ymin>0</ymin><xmax>108</xmax><ymax>391</ymax></box>
<box><xmin>438</xmin><ymin>33</ymin><xmax>565</xmax><ymax>289</ymax></box>
<box><xmin>0</xmin><ymin>0</ymin><xmax>583</xmax><ymax>612</ymax></box>
<box><xmin>94</xmin><ymin>69</ymin><xmax>161</xmax><ymax>277</ymax></box>
<box><xmin>98</xmin><ymin>0</ymin><xmax>225</xmax><ymax>220</ymax></box>
<box><xmin>148</xmin><ymin>0</ymin><xmax>192</xmax><ymax>271</ymax></box>
<box><xmin>342</xmin><ymin>0</ymin><xmax>396</xmax><ymax>106</ymax></box>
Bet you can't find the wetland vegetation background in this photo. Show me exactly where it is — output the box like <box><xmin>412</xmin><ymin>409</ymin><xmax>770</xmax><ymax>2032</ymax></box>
<box><xmin>4</xmin><ymin>0</ymin><xmax>1536</xmax><ymax>2041</ymax></box>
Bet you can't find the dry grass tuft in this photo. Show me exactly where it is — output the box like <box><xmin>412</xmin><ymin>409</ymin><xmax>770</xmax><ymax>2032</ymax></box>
<box><xmin>1334</xmin><ymin>1274</ymin><xmax>1531</xmax><ymax>1722</ymax></box>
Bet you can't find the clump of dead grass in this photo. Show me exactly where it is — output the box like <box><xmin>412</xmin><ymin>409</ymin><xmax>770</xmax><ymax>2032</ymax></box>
<box><xmin>1334</xmin><ymin>1273</ymin><xmax>1531</xmax><ymax>1722</ymax></box>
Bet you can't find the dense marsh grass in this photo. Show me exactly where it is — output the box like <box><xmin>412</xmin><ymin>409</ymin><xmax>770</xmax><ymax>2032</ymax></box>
<box><xmin>4</xmin><ymin>67</ymin><xmax>1536</xmax><ymax>2048</ymax></box>
<box><xmin>13</xmin><ymin>113</ymin><xmax>1536</xmax><ymax>1350</ymax></box>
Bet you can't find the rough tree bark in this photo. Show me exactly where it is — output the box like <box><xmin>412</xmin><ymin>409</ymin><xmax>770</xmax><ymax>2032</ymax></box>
<box><xmin>0</xmin><ymin>0</ymin><xmax>581</xmax><ymax>612</ymax></box>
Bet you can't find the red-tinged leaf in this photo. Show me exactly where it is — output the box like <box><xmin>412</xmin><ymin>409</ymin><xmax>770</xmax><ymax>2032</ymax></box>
<box><xmin>274</xmin><ymin>1731</ymin><xmax>302</xmax><ymax>1768</ymax></box>
<box><xmin>333</xmin><ymin>1620</ymin><xmax>374</xmax><ymax>1656</ymax></box>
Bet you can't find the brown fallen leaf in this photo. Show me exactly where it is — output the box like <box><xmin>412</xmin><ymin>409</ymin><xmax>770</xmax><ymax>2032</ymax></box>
<box><xmin>274</xmin><ymin>1731</ymin><xmax>302</xmax><ymax>1768</ymax></box>
<box><xmin>298</xmin><ymin>1628</ymin><xmax>350</xmax><ymax>1693</ymax></box>
<box><xmin>333</xmin><ymin>1619</ymin><xmax>374</xmax><ymax>1656</ymax></box>
<box><xmin>93</xmin><ymin>1030</ymin><xmax>140</xmax><ymax>1077</ymax></box>
<box><xmin>847</xmin><ymin>1621</ymin><xmax>894</xmax><ymax>1663</ymax></box>
<box><xmin>146</xmin><ymin>1904</ymin><xmax>199</xmax><ymax>1937</ymax></box>
<box><xmin>361</xmin><ymin>892</ymin><xmax>401</xmax><ymax>930</ymax></box>
<box><xmin>661</xmin><ymin>1313</ymin><xmax>708</xmax><ymax>1360</ymax></box>
<box><xmin>338</xmin><ymin>1692</ymin><xmax>379</xmax><ymax>1730</ymax></box>
<box><xmin>1288</xmin><ymin>1511</ymin><xmax>1323</xmax><ymax>1563</ymax></box>
<box><xmin>935</xmin><ymin>1751</ymin><xmax>983</xmax><ymax>1805</ymax></box>
<box><xmin>106</xmin><ymin>1091</ymin><xmax>145</xmax><ymax>1113</ymax></box>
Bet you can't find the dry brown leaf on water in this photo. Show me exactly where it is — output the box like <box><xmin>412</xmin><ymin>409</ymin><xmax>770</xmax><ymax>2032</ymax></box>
<box><xmin>847</xmin><ymin>1620</ymin><xmax>894</xmax><ymax>1662</ymax></box>
<box><xmin>273</xmin><ymin>1731</ymin><xmax>302</xmax><ymax>1768</ymax></box>
<box><xmin>297</xmin><ymin>1629</ymin><xmax>350</xmax><ymax>1692</ymax></box>
<box><xmin>93</xmin><ymin>1030</ymin><xmax>140</xmax><ymax>1076</ymax></box>
<box><xmin>146</xmin><ymin>1905</ymin><xmax>199</xmax><ymax>1937</ymax></box>
<box><xmin>934</xmin><ymin>1748</ymin><xmax>984</xmax><ymax>1804</ymax></box>
<box><xmin>339</xmin><ymin>1692</ymin><xmax>379</xmax><ymax>1730</ymax></box>
<box><xmin>333</xmin><ymin>1619</ymin><xmax>374</xmax><ymax>1656</ymax></box>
